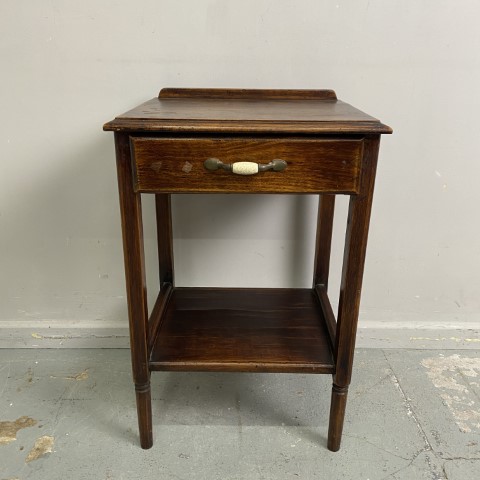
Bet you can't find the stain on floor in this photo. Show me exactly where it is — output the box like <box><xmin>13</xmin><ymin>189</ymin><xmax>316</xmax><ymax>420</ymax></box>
<box><xmin>422</xmin><ymin>354</ymin><xmax>480</xmax><ymax>433</ymax></box>
<box><xmin>49</xmin><ymin>368</ymin><xmax>89</xmax><ymax>381</ymax></box>
<box><xmin>25</xmin><ymin>435</ymin><xmax>54</xmax><ymax>463</ymax></box>
<box><xmin>0</xmin><ymin>416</ymin><xmax>37</xmax><ymax>445</ymax></box>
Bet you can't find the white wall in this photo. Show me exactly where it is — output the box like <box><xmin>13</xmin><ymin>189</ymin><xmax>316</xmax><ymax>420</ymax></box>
<box><xmin>1</xmin><ymin>0</ymin><xmax>479</xmax><ymax>347</ymax></box>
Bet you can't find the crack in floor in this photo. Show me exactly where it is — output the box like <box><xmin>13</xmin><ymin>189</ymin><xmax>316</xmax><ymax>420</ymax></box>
<box><xmin>352</xmin><ymin>373</ymin><xmax>392</xmax><ymax>397</ymax></box>
<box><xmin>379</xmin><ymin>447</ymin><xmax>430</xmax><ymax>480</ymax></box>
<box><xmin>442</xmin><ymin>456</ymin><xmax>480</xmax><ymax>461</ymax></box>
<box><xmin>343</xmin><ymin>433</ymin><xmax>412</xmax><ymax>462</ymax></box>
<box><xmin>441</xmin><ymin>462</ymin><xmax>449</xmax><ymax>480</ymax></box>
<box><xmin>381</xmin><ymin>350</ymin><xmax>450</xmax><ymax>479</ymax></box>
<box><xmin>383</xmin><ymin>350</ymin><xmax>435</xmax><ymax>453</ymax></box>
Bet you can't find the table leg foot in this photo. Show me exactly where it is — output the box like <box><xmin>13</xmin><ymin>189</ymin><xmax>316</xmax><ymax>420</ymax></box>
<box><xmin>327</xmin><ymin>383</ymin><xmax>348</xmax><ymax>452</ymax></box>
<box><xmin>135</xmin><ymin>382</ymin><xmax>153</xmax><ymax>449</ymax></box>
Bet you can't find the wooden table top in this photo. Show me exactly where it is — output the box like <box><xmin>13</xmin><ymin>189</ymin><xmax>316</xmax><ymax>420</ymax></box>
<box><xmin>104</xmin><ymin>88</ymin><xmax>392</xmax><ymax>134</ymax></box>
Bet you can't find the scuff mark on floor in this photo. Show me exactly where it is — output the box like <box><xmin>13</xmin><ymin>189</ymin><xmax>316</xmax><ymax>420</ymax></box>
<box><xmin>0</xmin><ymin>416</ymin><xmax>37</xmax><ymax>445</ymax></box>
<box><xmin>422</xmin><ymin>354</ymin><xmax>480</xmax><ymax>433</ymax></box>
<box><xmin>69</xmin><ymin>369</ymin><xmax>89</xmax><ymax>381</ymax></box>
<box><xmin>50</xmin><ymin>369</ymin><xmax>89</xmax><ymax>381</ymax></box>
<box><xmin>25</xmin><ymin>435</ymin><xmax>54</xmax><ymax>463</ymax></box>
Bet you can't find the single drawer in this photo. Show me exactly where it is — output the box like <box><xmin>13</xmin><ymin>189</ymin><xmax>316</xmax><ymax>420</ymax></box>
<box><xmin>130</xmin><ymin>137</ymin><xmax>363</xmax><ymax>194</ymax></box>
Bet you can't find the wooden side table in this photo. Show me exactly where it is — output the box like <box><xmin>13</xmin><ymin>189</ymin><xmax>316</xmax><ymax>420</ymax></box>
<box><xmin>104</xmin><ymin>88</ymin><xmax>392</xmax><ymax>451</ymax></box>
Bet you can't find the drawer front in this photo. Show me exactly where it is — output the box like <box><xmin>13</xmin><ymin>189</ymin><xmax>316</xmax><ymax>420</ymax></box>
<box><xmin>130</xmin><ymin>137</ymin><xmax>363</xmax><ymax>194</ymax></box>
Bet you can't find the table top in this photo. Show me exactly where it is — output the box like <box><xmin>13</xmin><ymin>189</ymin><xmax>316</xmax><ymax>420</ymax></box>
<box><xmin>103</xmin><ymin>88</ymin><xmax>392</xmax><ymax>135</ymax></box>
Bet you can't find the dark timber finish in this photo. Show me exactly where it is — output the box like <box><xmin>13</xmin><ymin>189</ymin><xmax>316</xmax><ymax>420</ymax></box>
<box><xmin>104</xmin><ymin>88</ymin><xmax>392</xmax><ymax>134</ymax></box>
<box><xmin>114</xmin><ymin>132</ymin><xmax>152</xmax><ymax>449</ymax></box>
<box><xmin>327</xmin><ymin>136</ymin><xmax>381</xmax><ymax>451</ymax></box>
<box><xmin>313</xmin><ymin>194</ymin><xmax>336</xmax><ymax>289</ymax></box>
<box><xmin>158</xmin><ymin>88</ymin><xmax>338</xmax><ymax>100</ymax></box>
<box><xmin>155</xmin><ymin>194</ymin><xmax>174</xmax><ymax>286</ymax></box>
<box><xmin>150</xmin><ymin>288</ymin><xmax>334</xmax><ymax>373</ymax></box>
<box><xmin>105</xmin><ymin>88</ymin><xmax>391</xmax><ymax>452</ymax></box>
<box><xmin>131</xmin><ymin>137</ymin><xmax>363</xmax><ymax>194</ymax></box>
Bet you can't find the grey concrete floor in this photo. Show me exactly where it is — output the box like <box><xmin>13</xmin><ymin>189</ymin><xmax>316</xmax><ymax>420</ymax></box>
<box><xmin>0</xmin><ymin>349</ymin><xmax>479</xmax><ymax>480</ymax></box>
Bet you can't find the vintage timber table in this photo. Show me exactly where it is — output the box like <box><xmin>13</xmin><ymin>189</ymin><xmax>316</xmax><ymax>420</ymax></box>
<box><xmin>103</xmin><ymin>88</ymin><xmax>392</xmax><ymax>451</ymax></box>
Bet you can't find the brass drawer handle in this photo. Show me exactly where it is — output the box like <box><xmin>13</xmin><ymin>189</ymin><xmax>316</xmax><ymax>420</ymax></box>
<box><xmin>204</xmin><ymin>158</ymin><xmax>287</xmax><ymax>176</ymax></box>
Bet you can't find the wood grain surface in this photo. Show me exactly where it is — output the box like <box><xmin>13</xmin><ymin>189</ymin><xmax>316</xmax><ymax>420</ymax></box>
<box><xmin>158</xmin><ymin>88</ymin><xmax>338</xmax><ymax>100</ymax></box>
<box><xmin>104</xmin><ymin>88</ymin><xmax>392</xmax><ymax>134</ymax></box>
<box><xmin>106</xmin><ymin>88</ymin><xmax>391</xmax><ymax>451</ymax></box>
<box><xmin>150</xmin><ymin>288</ymin><xmax>334</xmax><ymax>373</ymax></box>
<box><xmin>131</xmin><ymin>137</ymin><xmax>363</xmax><ymax>194</ymax></box>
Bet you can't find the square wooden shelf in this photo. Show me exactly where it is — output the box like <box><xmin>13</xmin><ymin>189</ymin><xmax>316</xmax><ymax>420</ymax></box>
<box><xmin>149</xmin><ymin>287</ymin><xmax>334</xmax><ymax>374</ymax></box>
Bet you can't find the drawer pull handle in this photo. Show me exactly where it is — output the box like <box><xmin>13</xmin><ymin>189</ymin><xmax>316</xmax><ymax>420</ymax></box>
<box><xmin>204</xmin><ymin>158</ymin><xmax>287</xmax><ymax>175</ymax></box>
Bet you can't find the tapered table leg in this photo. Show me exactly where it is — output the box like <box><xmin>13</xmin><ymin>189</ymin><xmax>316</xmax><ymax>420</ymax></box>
<box><xmin>327</xmin><ymin>384</ymin><xmax>348</xmax><ymax>451</ymax></box>
<box><xmin>115</xmin><ymin>132</ymin><xmax>152</xmax><ymax>449</ymax></box>
<box><xmin>327</xmin><ymin>136</ymin><xmax>381</xmax><ymax>452</ymax></box>
<box><xmin>135</xmin><ymin>382</ymin><xmax>153</xmax><ymax>449</ymax></box>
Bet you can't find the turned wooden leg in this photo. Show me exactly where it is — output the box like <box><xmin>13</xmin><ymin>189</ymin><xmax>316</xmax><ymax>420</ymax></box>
<box><xmin>327</xmin><ymin>384</ymin><xmax>349</xmax><ymax>451</ymax></box>
<box><xmin>136</xmin><ymin>382</ymin><xmax>153</xmax><ymax>449</ymax></box>
<box><xmin>328</xmin><ymin>136</ymin><xmax>381</xmax><ymax>452</ymax></box>
<box><xmin>115</xmin><ymin>133</ymin><xmax>152</xmax><ymax>449</ymax></box>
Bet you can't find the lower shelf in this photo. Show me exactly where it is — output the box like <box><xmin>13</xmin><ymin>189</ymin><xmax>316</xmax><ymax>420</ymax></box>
<box><xmin>149</xmin><ymin>287</ymin><xmax>335</xmax><ymax>374</ymax></box>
